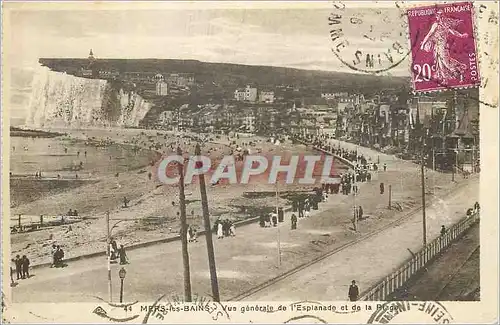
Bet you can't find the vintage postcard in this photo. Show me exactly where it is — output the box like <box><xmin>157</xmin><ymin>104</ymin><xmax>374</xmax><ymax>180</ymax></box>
<box><xmin>1</xmin><ymin>1</ymin><xmax>498</xmax><ymax>324</ymax></box>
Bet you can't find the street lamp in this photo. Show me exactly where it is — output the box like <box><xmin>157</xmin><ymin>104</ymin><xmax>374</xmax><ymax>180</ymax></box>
<box><xmin>118</xmin><ymin>267</ymin><xmax>127</xmax><ymax>303</ymax></box>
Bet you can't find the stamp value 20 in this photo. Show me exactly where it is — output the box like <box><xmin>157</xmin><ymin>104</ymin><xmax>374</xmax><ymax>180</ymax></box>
<box><xmin>407</xmin><ymin>1</ymin><xmax>480</xmax><ymax>92</ymax></box>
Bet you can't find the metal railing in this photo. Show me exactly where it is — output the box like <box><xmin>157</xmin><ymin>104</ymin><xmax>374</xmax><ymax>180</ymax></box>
<box><xmin>360</xmin><ymin>210</ymin><xmax>480</xmax><ymax>301</ymax></box>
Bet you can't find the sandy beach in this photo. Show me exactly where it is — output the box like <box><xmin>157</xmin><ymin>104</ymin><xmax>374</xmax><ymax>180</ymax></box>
<box><xmin>10</xmin><ymin>128</ymin><xmax>342</xmax><ymax>265</ymax></box>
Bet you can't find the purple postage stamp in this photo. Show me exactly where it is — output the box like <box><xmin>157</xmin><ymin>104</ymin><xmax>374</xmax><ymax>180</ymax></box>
<box><xmin>407</xmin><ymin>2</ymin><xmax>480</xmax><ymax>92</ymax></box>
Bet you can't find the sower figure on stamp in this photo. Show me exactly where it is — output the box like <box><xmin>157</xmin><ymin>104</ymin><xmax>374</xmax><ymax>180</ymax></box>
<box><xmin>348</xmin><ymin>280</ymin><xmax>359</xmax><ymax>301</ymax></box>
<box><xmin>420</xmin><ymin>10</ymin><xmax>468</xmax><ymax>84</ymax></box>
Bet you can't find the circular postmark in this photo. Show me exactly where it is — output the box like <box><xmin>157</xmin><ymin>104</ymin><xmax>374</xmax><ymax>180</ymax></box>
<box><xmin>367</xmin><ymin>301</ymin><xmax>453</xmax><ymax>324</ymax></box>
<box><xmin>328</xmin><ymin>1</ymin><xmax>412</xmax><ymax>74</ymax></box>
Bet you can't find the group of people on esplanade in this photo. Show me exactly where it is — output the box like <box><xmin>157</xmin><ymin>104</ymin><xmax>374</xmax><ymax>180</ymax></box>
<box><xmin>109</xmin><ymin>238</ymin><xmax>129</xmax><ymax>265</ymax></box>
<box><xmin>50</xmin><ymin>244</ymin><xmax>66</xmax><ymax>268</ymax></box>
<box><xmin>10</xmin><ymin>255</ymin><xmax>31</xmax><ymax>285</ymax></box>
<box><xmin>214</xmin><ymin>218</ymin><xmax>236</xmax><ymax>239</ymax></box>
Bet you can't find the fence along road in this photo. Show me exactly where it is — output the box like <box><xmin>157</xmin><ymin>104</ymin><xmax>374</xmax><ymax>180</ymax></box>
<box><xmin>240</xmin><ymin>176</ymin><xmax>478</xmax><ymax>301</ymax></box>
<box><xmin>360</xmin><ymin>211</ymin><xmax>480</xmax><ymax>300</ymax></box>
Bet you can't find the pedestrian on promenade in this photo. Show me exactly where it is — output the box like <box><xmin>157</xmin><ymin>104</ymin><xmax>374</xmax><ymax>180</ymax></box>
<box><xmin>358</xmin><ymin>206</ymin><xmax>363</xmax><ymax>220</ymax></box>
<box><xmin>383</xmin><ymin>163</ymin><xmax>387</xmax><ymax>172</ymax></box>
<box><xmin>188</xmin><ymin>226</ymin><xmax>194</xmax><ymax>242</ymax></box>
<box><xmin>110</xmin><ymin>238</ymin><xmax>117</xmax><ymax>251</ymax></box>
<box><xmin>50</xmin><ymin>244</ymin><xmax>58</xmax><ymax>268</ymax></box>
<box><xmin>21</xmin><ymin>255</ymin><xmax>30</xmax><ymax>279</ymax></box>
<box><xmin>15</xmin><ymin>255</ymin><xmax>22</xmax><ymax>280</ymax></box>
<box><xmin>123</xmin><ymin>196</ymin><xmax>129</xmax><ymax>208</ymax></box>
<box><xmin>291</xmin><ymin>214</ymin><xmax>297</xmax><ymax>230</ymax></box>
<box><xmin>440</xmin><ymin>225</ymin><xmax>446</xmax><ymax>236</ymax></box>
<box><xmin>278</xmin><ymin>207</ymin><xmax>284</xmax><ymax>223</ymax></box>
<box><xmin>10</xmin><ymin>259</ymin><xmax>16</xmax><ymax>285</ymax></box>
<box><xmin>264</xmin><ymin>214</ymin><xmax>271</xmax><ymax>227</ymax></box>
<box><xmin>54</xmin><ymin>245</ymin><xmax>65</xmax><ymax>267</ymax></box>
<box><xmin>229</xmin><ymin>223</ymin><xmax>236</xmax><ymax>237</ymax></box>
<box><xmin>474</xmin><ymin>202</ymin><xmax>480</xmax><ymax>214</ymax></box>
<box><xmin>348</xmin><ymin>280</ymin><xmax>359</xmax><ymax>301</ymax></box>
<box><xmin>271</xmin><ymin>213</ymin><xmax>278</xmax><ymax>227</ymax></box>
<box><xmin>298</xmin><ymin>203</ymin><xmax>304</xmax><ymax>218</ymax></box>
<box><xmin>118</xmin><ymin>245</ymin><xmax>129</xmax><ymax>265</ymax></box>
<box><xmin>217</xmin><ymin>222</ymin><xmax>224</xmax><ymax>239</ymax></box>
<box><xmin>110</xmin><ymin>239</ymin><xmax>118</xmax><ymax>261</ymax></box>
<box><xmin>380</xmin><ymin>182</ymin><xmax>385</xmax><ymax>194</ymax></box>
<box><xmin>259</xmin><ymin>215</ymin><xmax>265</xmax><ymax>228</ymax></box>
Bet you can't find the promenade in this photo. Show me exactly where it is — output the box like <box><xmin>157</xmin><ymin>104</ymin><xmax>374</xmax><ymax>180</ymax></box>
<box><xmin>12</xmin><ymin>139</ymin><xmax>477</xmax><ymax>303</ymax></box>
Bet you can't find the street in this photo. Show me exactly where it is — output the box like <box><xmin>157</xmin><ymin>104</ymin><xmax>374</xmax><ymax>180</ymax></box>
<box><xmin>12</xmin><ymin>172</ymin><xmax>478</xmax><ymax>303</ymax></box>
<box><xmin>242</xmin><ymin>177</ymin><xmax>478</xmax><ymax>301</ymax></box>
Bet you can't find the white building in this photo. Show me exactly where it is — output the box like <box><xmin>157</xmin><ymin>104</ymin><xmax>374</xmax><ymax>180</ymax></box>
<box><xmin>234</xmin><ymin>89</ymin><xmax>246</xmax><ymax>101</ymax></box>
<box><xmin>234</xmin><ymin>85</ymin><xmax>258</xmax><ymax>102</ymax></box>
<box><xmin>156</xmin><ymin>81</ymin><xmax>169</xmax><ymax>96</ymax></box>
<box><xmin>321</xmin><ymin>92</ymin><xmax>349</xmax><ymax>100</ymax></box>
<box><xmin>153</xmin><ymin>73</ymin><xmax>164</xmax><ymax>83</ymax></box>
<box><xmin>259</xmin><ymin>91</ymin><xmax>275</xmax><ymax>103</ymax></box>
<box><xmin>244</xmin><ymin>85</ymin><xmax>258</xmax><ymax>102</ymax></box>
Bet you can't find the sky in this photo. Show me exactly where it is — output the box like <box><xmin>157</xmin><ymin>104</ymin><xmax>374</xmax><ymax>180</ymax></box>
<box><xmin>4</xmin><ymin>3</ymin><xmax>411</xmax><ymax>123</ymax></box>
<box><xmin>5</xmin><ymin>4</ymin><xmax>411</xmax><ymax>75</ymax></box>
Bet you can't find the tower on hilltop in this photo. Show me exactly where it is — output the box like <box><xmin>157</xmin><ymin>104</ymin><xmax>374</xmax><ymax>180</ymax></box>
<box><xmin>88</xmin><ymin>49</ymin><xmax>95</xmax><ymax>61</ymax></box>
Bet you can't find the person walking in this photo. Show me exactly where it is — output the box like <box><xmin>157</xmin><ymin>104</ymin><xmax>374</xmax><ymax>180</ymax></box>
<box><xmin>10</xmin><ymin>259</ymin><xmax>16</xmax><ymax>285</ymax></box>
<box><xmin>291</xmin><ymin>214</ymin><xmax>297</xmax><ymax>230</ymax></box>
<box><xmin>383</xmin><ymin>163</ymin><xmax>387</xmax><ymax>172</ymax></box>
<box><xmin>118</xmin><ymin>245</ymin><xmax>128</xmax><ymax>265</ymax></box>
<box><xmin>259</xmin><ymin>215</ymin><xmax>266</xmax><ymax>228</ymax></box>
<box><xmin>188</xmin><ymin>226</ymin><xmax>194</xmax><ymax>242</ymax></box>
<box><xmin>15</xmin><ymin>255</ymin><xmax>22</xmax><ymax>280</ymax></box>
<box><xmin>440</xmin><ymin>225</ymin><xmax>446</xmax><ymax>236</ymax></box>
<box><xmin>348</xmin><ymin>280</ymin><xmax>359</xmax><ymax>301</ymax></box>
<box><xmin>50</xmin><ymin>244</ymin><xmax>58</xmax><ymax>268</ymax></box>
<box><xmin>217</xmin><ymin>222</ymin><xmax>224</xmax><ymax>239</ymax></box>
<box><xmin>54</xmin><ymin>245</ymin><xmax>64</xmax><ymax>267</ymax></box>
<box><xmin>278</xmin><ymin>207</ymin><xmax>284</xmax><ymax>223</ymax></box>
<box><xmin>21</xmin><ymin>255</ymin><xmax>30</xmax><ymax>279</ymax></box>
<box><xmin>380</xmin><ymin>182</ymin><xmax>385</xmax><ymax>195</ymax></box>
<box><xmin>229</xmin><ymin>223</ymin><xmax>236</xmax><ymax>237</ymax></box>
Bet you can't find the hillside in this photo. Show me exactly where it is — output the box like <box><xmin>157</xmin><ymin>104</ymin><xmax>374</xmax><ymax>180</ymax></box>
<box><xmin>39</xmin><ymin>58</ymin><xmax>410</xmax><ymax>96</ymax></box>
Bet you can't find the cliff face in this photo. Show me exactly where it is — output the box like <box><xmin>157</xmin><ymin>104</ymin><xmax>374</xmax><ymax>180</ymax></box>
<box><xmin>26</xmin><ymin>66</ymin><xmax>151</xmax><ymax>128</ymax></box>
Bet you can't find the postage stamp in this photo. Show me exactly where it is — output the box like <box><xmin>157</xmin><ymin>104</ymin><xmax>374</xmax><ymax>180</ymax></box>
<box><xmin>407</xmin><ymin>2</ymin><xmax>481</xmax><ymax>92</ymax></box>
<box><xmin>1</xmin><ymin>1</ymin><xmax>499</xmax><ymax>324</ymax></box>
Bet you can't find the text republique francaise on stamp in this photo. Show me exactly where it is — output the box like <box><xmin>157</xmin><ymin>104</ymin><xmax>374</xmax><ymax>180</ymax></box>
<box><xmin>407</xmin><ymin>2</ymin><xmax>480</xmax><ymax>92</ymax></box>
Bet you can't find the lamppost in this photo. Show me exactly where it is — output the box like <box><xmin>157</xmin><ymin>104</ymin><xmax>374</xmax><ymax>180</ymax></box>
<box><xmin>118</xmin><ymin>267</ymin><xmax>127</xmax><ymax>303</ymax></box>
